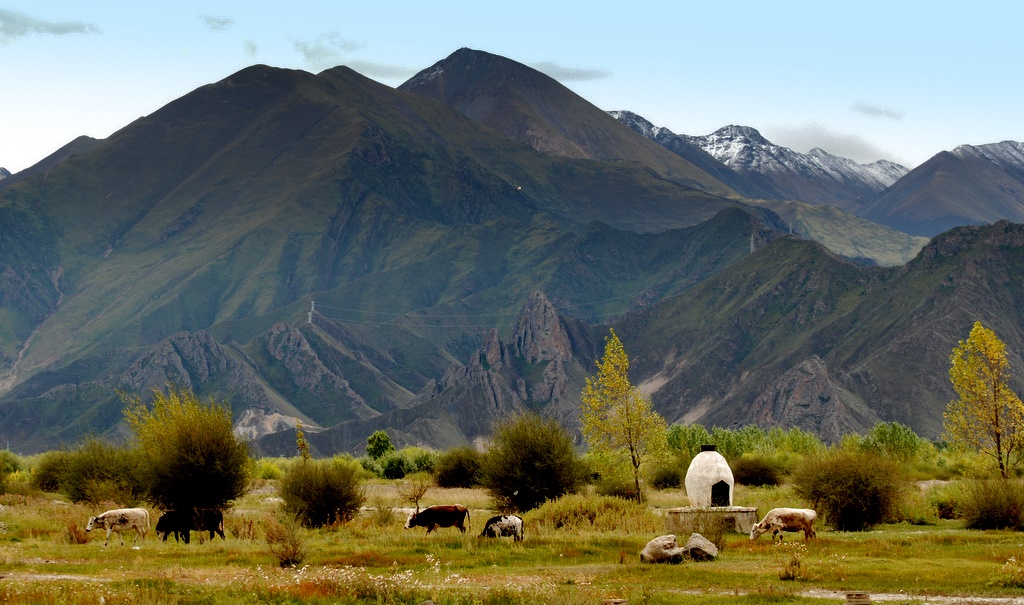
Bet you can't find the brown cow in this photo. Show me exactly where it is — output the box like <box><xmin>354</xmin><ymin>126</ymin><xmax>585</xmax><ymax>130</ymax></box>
<box><xmin>404</xmin><ymin>504</ymin><xmax>470</xmax><ymax>534</ymax></box>
<box><xmin>750</xmin><ymin>508</ymin><xmax>817</xmax><ymax>542</ymax></box>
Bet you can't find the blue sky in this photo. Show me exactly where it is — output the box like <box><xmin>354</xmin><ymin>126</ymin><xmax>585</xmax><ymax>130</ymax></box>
<box><xmin>2</xmin><ymin>1</ymin><xmax>1022</xmax><ymax>174</ymax></box>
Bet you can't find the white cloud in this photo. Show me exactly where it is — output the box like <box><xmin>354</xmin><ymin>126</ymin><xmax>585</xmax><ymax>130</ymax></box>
<box><xmin>765</xmin><ymin>122</ymin><xmax>903</xmax><ymax>165</ymax></box>
<box><xmin>242</xmin><ymin>39</ymin><xmax>258</xmax><ymax>58</ymax></box>
<box><xmin>291</xmin><ymin>32</ymin><xmax>415</xmax><ymax>80</ymax></box>
<box><xmin>851</xmin><ymin>102</ymin><xmax>905</xmax><ymax>121</ymax></box>
<box><xmin>0</xmin><ymin>8</ymin><xmax>100</xmax><ymax>45</ymax></box>
<box><xmin>529</xmin><ymin>60</ymin><xmax>611</xmax><ymax>82</ymax></box>
<box><xmin>199</xmin><ymin>14</ymin><xmax>234</xmax><ymax>32</ymax></box>
<box><xmin>292</xmin><ymin>32</ymin><xmax>366</xmax><ymax>71</ymax></box>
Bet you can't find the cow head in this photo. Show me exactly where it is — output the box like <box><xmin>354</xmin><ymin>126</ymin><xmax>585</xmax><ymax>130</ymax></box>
<box><xmin>404</xmin><ymin>511</ymin><xmax>418</xmax><ymax>530</ymax></box>
<box><xmin>86</xmin><ymin>517</ymin><xmax>97</xmax><ymax>532</ymax></box>
<box><xmin>749</xmin><ymin>522</ymin><xmax>767</xmax><ymax>540</ymax></box>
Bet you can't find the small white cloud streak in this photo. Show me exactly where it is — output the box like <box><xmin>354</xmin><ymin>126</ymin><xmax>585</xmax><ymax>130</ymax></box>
<box><xmin>199</xmin><ymin>14</ymin><xmax>234</xmax><ymax>32</ymax></box>
<box><xmin>292</xmin><ymin>31</ymin><xmax>366</xmax><ymax>71</ymax></box>
<box><xmin>766</xmin><ymin>122</ymin><xmax>903</xmax><ymax>165</ymax></box>
<box><xmin>291</xmin><ymin>32</ymin><xmax>414</xmax><ymax>79</ymax></box>
<box><xmin>0</xmin><ymin>7</ymin><xmax>100</xmax><ymax>45</ymax></box>
<box><xmin>529</xmin><ymin>60</ymin><xmax>611</xmax><ymax>82</ymax></box>
<box><xmin>851</xmin><ymin>101</ymin><xmax>905</xmax><ymax>121</ymax></box>
<box><xmin>242</xmin><ymin>39</ymin><xmax>258</xmax><ymax>58</ymax></box>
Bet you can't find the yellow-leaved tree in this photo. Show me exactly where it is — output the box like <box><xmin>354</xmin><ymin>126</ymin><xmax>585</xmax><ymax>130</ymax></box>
<box><xmin>944</xmin><ymin>321</ymin><xmax>1024</xmax><ymax>478</ymax></box>
<box><xmin>581</xmin><ymin>329</ymin><xmax>667</xmax><ymax>502</ymax></box>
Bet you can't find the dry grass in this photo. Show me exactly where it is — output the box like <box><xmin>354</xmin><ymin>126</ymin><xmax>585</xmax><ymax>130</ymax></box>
<box><xmin>2</xmin><ymin>483</ymin><xmax>1024</xmax><ymax>604</ymax></box>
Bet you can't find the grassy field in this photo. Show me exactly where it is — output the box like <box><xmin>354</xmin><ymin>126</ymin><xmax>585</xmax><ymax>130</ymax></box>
<box><xmin>2</xmin><ymin>481</ymin><xmax>1024</xmax><ymax>605</ymax></box>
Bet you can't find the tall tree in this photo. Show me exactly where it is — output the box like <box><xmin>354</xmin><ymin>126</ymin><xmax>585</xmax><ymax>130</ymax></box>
<box><xmin>581</xmin><ymin>329</ymin><xmax>668</xmax><ymax>502</ymax></box>
<box><xmin>124</xmin><ymin>387</ymin><xmax>251</xmax><ymax>510</ymax></box>
<box><xmin>944</xmin><ymin>321</ymin><xmax>1024</xmax><ymax>478</ymax></box>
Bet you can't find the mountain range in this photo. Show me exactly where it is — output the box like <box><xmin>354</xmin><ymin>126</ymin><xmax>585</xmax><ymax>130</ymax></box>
<box><xmin>1</xmin><ymin>48</ymin><xmax>1022</xmax><ymax>455</ymax></box>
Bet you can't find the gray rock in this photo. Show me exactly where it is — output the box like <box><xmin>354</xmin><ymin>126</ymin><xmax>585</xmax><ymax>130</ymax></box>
<box><xmin>683</xmin><ymin>532</ymin><xmax>718</xmax><ymax>561</ymax></box>
<box><xmin>640</xmin><ymin>534</ymin><xmax>685</xmax><ymax>564</ymax></box>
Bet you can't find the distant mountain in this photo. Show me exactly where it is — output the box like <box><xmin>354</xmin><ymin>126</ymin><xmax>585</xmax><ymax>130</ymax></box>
<box><xmin>398</xmin><ymin>48</ymin><xmax>738</xmax><ymax>197</ymax></box>
<box><xmin>610</xmin><ymin>112</ymin><xmax>926</xmax><ymax>265</ymax></box>
<box><xmin>1</xmin><ymin>48</ymin><xmax>1019</xmax><ymax>455</ymax></box>
<box><xmin>265</xmin><ymin>220</ymin><xmax>1024</xmax><ymax>451</ymax></box>
<box><xmin>612</xmin><ymin>113</ymin><xmax>907</xmax><ymax>209</ymax></box>
<box><xmin>0</xmin><ymin>136</ymin><xmax>103</xmax><ymax>191</ymax></box>
<box><xmin>0</xmin><ymin>168</ymin><xmax>10</xmax><ymax>180</ymax></box>
<box><xmin>0</xmin><ymin>59</ymin><xmax>779</xmax><ymax>453</ymax></box>
<box><xmin>861</xmin><ymin>141</ymin><xmax>1024</xmax><ymax>237</ymax></box>
<box><xmin>614</xmin><ymin>220</ymin><xmax>1024</xmax><ymax>442</ymax></box>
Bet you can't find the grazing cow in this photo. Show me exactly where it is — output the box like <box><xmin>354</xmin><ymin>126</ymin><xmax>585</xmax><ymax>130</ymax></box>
<box><xmin>404</xmin><ymin>504</ymin><xmax>470</xmax><ymax>534</ymax></box>
<box><xmin>749</xmin><ymin>508</ymin><xmax>817</xmax><ymax>542</ymax></box>
<box><xmin>195</xmin><ymin>508</ymin><xmax>226</xmax><ymax>541</ymax></box>
<box><xmin>479</xmin><ymin>515</ymin><xmax>524</xmax><ymax>542</ymax></box>
<box><xmin>156</xmin><ymin>508</ymin><xmax>226</xmax><ymax>544</ymax></box>
<box><xmin>86</xmin><ymin>507</ymin><xmax>150</xmax><ymax>547</ymax></box>
<box><xmin>156</xmin><ymin>509</ymin><xmax>193</xmax><ymax>543</ymax></box>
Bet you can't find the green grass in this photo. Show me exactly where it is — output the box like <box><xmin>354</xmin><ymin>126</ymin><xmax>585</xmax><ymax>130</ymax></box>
<box><xmin>2</xmin><ymin>481</ymin><xmax>1024</xmax><ymax>605</ymax></box>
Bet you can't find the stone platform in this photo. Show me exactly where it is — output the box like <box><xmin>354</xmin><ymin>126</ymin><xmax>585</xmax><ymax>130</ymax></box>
<box><xmin>664</xmin><ymin>506</ymin><xmax>759</xmax><ymax>535</ymax></box>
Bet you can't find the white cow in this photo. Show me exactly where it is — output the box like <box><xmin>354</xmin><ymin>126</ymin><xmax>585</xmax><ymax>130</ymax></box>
<box><xmin>479</xmin><ymin>514</ymin><xmax>524</xmax><ymax>542</ymax></box>
<box><xmin>86</xmin><ymin>507</ymin><xmax>150</xmax><ymax>547</ymax></box>
<box><xmin>749</xmin><ymin>508</ymin><xmax>817</xmax><ymax>542</ymax></box>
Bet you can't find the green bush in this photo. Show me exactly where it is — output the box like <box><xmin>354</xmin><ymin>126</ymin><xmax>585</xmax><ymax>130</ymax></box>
<box><xmin>366</xmin><ymin>430</ymin><xmax>395</xmax><ymax>460</ymax></box>
<box><xmin>407</xmin><ymin>448</ymin><xmax>438</xmax><ymax>474</ymax></box>
<box><xmin>434</xmin><ymin>447</ymin><xmax>482</xmax><ymax>488</ymax></box>
<box><xmin>526</xmin><ymin>493</ymin><xmax>660</xmax><ymax>533</ymax></box>
<box><xmin>648</xmin><ymin>462</ymin><xmax>684</xmax><ymax>490</ymax></box>
<box><xmin>56</xmin><ymin>438</ymin><xmax>147</xmax><ymax>505</ymax></box>
<box><xmin>29</xmin><ymin>450</ymin><xmax>70</xmax><ymax>493</ymax></box>
<box><xmin>125</xmin><ymin>387</ymin><xmax>251</xmax><ymax>511</ymax></box>
<box><xmin>594</xmin><ymin>470</ymin><xmax>643</xmax><ymax>501</ymax></box>
<box><xmin>960</xmin><ymin>479</ymin><xmax>1024</xmax><ymax>530</ymax></box>
<box><xmin>279</xmin><ymin>458</ymin><xmax>366</xmax><ymax>528</ymax></box>
<box><xmin>479</xmin><ymin>413</ymin><xmax>584</xmax><ymax>512</ymax></box>
<box><xmin>731</xmin><ymin>455</ymin><xmax>782</xmax><ymax>487</ymax></box>
<box><xmin>861</xmin><ymin>421</ymin><xmax>923</xmax><ymax>463</ymax></box>
<box><xmin>792</xmin><ymin>449</ymin><xmax>904</xmax><ymax>531</ymax></box>
<box><xmin>380</xmin><ymin>453</ymin><xmax>411</xmax><ymax>480</ymax></box>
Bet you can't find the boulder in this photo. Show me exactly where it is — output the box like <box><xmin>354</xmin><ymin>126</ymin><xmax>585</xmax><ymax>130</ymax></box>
<box><xmin>682</xmin><ymin>533</ymin><xmax>719</xmax><ymax>561</ymax></box>
<box><xmin>640</xmin><ymin>534</ymin><xmax>685</xmax><ymax>564</ymax></box>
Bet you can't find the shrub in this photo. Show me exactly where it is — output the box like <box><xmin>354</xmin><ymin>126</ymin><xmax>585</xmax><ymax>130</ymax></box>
<box><xmin>434</xmin><ymin>447</ymin><xmax>482</xmax><ymax>488</ymax></box>
<box><xmin>28</xmin><ymin>450</ymin><xmax>70</xmax><ymax>493</ymax></box>
<box><xmin>253</xmin><ymin>458</ymin><xmax>285</xmax><ymax>481</ymax></box>
<box><xmin>960</xmin><ymin>479</ymin><xmax>1024</xmax><ymax>530</ymax></box>
<box><xmin>266</xmin><ymin>515</ymin><xmax>307</xmax><ymax>567</ymax></box>
<box><xmin>861</xmin><ymin>421</ymin><xmax>923</xmax><ymax>463</ymax></box>
<box><xmin>594</xmin><ymin>466</ymin><xmax>643</xmax><ymax>502</ymax></box>
<box><xmin>731</xmin><ymin>455</ymin><xmax>782</xmax><ymax>487</ymax></box>
<box><xmin>396</xmin><ymin>474</ymin><xmax>432</xmax><ymax>510</ymax></box>
<box><xmin>406</xmin><ymin>448</ymin><xmax>438</xmax><ymax>474</ymax></box>
<box><xmin>380</xmin><ymin>453</ymin><xmax>411</xmax><ymax>480</ymax></box>
<box><xmin>648</xmin><ymin>462</ymin><xmax>684</xmax><ymax>490</ymax></box>
<box><xmin>792</xmin><ymin>449</ymin><xmax>904</xmax><ymax>531</ymax></box>
<box><xmin>479</xmin><ymin>413</ymin><xmax>584</xmax><ymax>512</ymax></box>
<box><xmin>124</xmin><ymin>387</ymin><xmax>251</xmax><ymax>511</ymax></box>
<box><xmin>279</xmin><ymin>458</ymin><xmax>366</xmax><ymax>528</ymax></box>
<box><xmin>526</xmin><ymin>493</ymin><xmax>661</xmax><ymax>533</ymax></box>
<box><xmin>366</xmin><ymin>430</ymin><xmax>395</xmax><ymax>460</ymax></box>
<box><xmin>57</xmin><ymin>438</ymin><xmax>147</xmax><ymax>505</ymax></box>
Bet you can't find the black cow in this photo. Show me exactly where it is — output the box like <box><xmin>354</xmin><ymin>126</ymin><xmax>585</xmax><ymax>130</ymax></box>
<box><xmin>156</xmin><ymin>509</ymin><xmax>193</xmax><ymax>543</ymax></box>
<box><xmin>479</xmin><ymin>514</ymin><xmax>524</xmax><ymax>542</ymax></box>
<box><xmin>195</xmin><ymin>508</ymin><xmax>226</xmax><ymax>541</ymax></box>
<box><xmin>404</xmin><ymin>504</ymin><xmax>470</xmax><ymax>534</ymax></box>
<box><xmin>155</xmin><ymin>508</ymin><xmax>225</xmax><ymax>544</ymax></box>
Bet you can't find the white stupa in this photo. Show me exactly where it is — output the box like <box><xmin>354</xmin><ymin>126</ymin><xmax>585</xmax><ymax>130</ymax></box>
<box><xmin>683</xmin><ymin>445</ymin><xmax>734</xmax><ymax>507</ymax></box>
